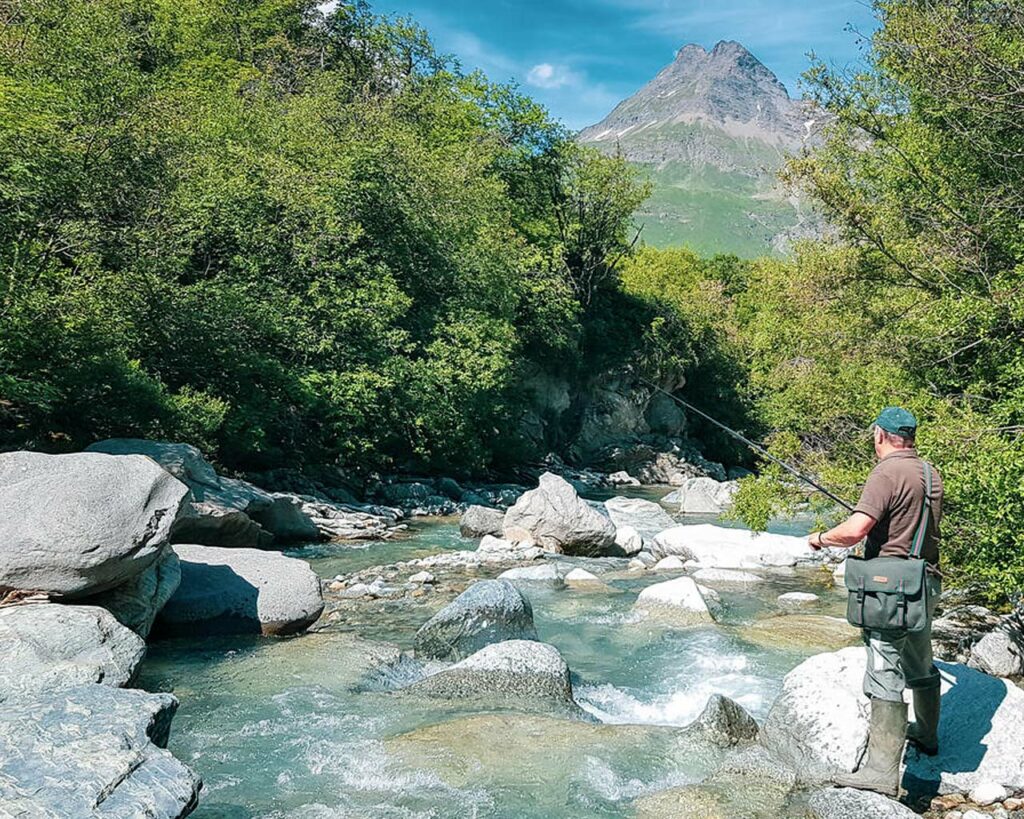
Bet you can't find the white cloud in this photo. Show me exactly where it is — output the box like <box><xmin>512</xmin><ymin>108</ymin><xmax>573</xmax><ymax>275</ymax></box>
<box><xmin>526</xmin><ymin>62</ymin><xmax>581</xmax><ymax>90</ymax></box>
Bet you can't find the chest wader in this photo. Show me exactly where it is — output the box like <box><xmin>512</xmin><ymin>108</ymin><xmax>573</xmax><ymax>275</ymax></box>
<box><xmin>834</xmin><ymin>462</ymin><xmax>936</xmax><ymax>796</ymax></box>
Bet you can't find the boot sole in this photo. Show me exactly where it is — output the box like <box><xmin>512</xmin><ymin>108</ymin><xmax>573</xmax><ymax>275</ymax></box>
<box><xmin>832</xmin><ymin>781</ymin><xmax>900</xmax><ymax>797</ymax></box>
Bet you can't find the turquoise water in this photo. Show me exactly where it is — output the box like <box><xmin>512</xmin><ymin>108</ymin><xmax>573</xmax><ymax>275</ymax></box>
<box><xmin>138</xmin><ymin>494</ymin><xmax>841</xmax><ymax>818</ymax></box>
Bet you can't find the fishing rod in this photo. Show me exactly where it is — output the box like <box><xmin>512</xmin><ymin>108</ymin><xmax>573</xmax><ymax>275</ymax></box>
<box><xmin>642</xmin><ymin>379</ymin><xmax>856</xmax><ymax>512</ymax></box>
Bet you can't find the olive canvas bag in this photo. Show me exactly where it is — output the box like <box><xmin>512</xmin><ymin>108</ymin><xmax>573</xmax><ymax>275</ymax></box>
<box><xmin>844</xmin><ymin>462</ymin><xmax>934</xmax><ymax>633</ymax></box>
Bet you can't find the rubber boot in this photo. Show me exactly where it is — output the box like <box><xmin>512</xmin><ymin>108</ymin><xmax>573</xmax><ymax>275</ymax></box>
<box><xmin>907</xmin><ymin>687</ymin><xmax>940</xmax><ymax>755</ymax></box>
<box><xmin>834</xmin><ymin>698</ymin><xmax>908</xmax><ymax>797</ymax></box>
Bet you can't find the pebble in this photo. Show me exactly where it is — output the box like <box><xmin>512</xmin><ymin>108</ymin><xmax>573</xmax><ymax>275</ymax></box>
<box><xmin>963</xmin><ymin>812</ymin><xmax>990</xmax><ymax>819</ymax></box>
<box><xmin>970</xmin><ymin>783</ymin><xmax>1010</xmax><ymax>806</ymax></box>
<box><xmin>328</xmin><ymin>580</ymin><xmax>345</xmax><ymax>592</ymax></box>
<box><xmin>945</xmin><ymin>812</ymin><xmax>963</xmax><ymax>819</ymax></box>
<box><xmin>627</xmin><ymin>558</ymin><xmax>647</xmax><ymax>571</ymax></box>
<box><xmin>340</xmin><ymin>583</ymin><xmax>371</xmax><ymax>598</ymax></box>
<box><xmin>410</xmin><ymin>588</ymin><xmax>428</xmax><ymax>598</ymax></box>
<box><xmin>932</xmin><ymin>795</ymin><xmax>967</xmax><ymax>811</ymax></box>
<box><xmin>1006</xmin><ymin>798</ymin><xmax>1024</xmax><ymax>810</ymax></box>
<box><xmin>409</xmin><ymin>571</ymin><xmax>435</xmax><ymax>584</ymax></box>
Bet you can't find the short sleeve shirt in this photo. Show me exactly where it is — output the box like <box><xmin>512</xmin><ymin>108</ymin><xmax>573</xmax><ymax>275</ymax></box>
<box><xmin>854</xmin><ymin>449</ymin><xmax>943</xmax><ymax>565</ymax></box>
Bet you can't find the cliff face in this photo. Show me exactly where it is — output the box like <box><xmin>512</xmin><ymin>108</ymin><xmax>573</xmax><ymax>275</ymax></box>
<box><xmin>578</xmin><ymin>41</ymin><xmax>823</xmax><ymax>256</ymax></box>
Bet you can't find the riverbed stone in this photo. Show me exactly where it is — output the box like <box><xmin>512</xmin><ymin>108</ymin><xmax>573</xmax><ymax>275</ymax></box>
<box><xmin>652</xmin><ymin>524</ymin><xmax>811</xmax><ymax>569</ymax></box>
<box><xmin>739</xmin><ymin>615</ymin><xmax>859</xmax><ymax>653</ymax></box>
<box><xmin>502</xmin><ymin>472</ymin><xmax>617</xmax><ymax>556</ymax></box>
<box><xmin>762</xmin><ymin>646</ymin><xmax>1024</xmax><ymax>792</ymax></box>
<box><xmin>459</xmin><ymin>505</ymin><xmax>506</xmax><ymax>539</ymax></box>
<box><xmin>603</xmin><ymin>496</ymin><xmax>675</xmax><ymax>540</ymax></box>
<box><xmin>0</xmin><ymin>603</ymin><xmax>146</xmax><ymax>702</ymax></box>
<box><xmin>0</xmin><ymin>451</ymin><xmax>188</xmax><ymax>598</ymax></box>
<box><xmin>653</xmin><ymin>555</ymin><xmax>686</xmax><ymax>570</ymax></box>
<box><xmin>614</xmin><ymin>525</ymin><xmax>645</xmax><ymax>556</ymax></box>
<box><xmin>689</xmin><ymin>693</ymin><xmax>759</xmax><ymax>746</ymax></box>
<box><xmin>414</xmin><ymin>579</ymin><xmax>538</xmax><ymax>661</ymax></box>
<box><xmin>635</xmin><ymin>576</ymin><xmax>714</xmax><ymax>624</ymax></box>
<box><xmin>406</xmin><ymin>640</ymin><xmax>574</xmax><ymax>704</ymax></box>
<box><xmin>0</xmin><ymin>684</ymin><xmax>200</xmax><ymax>818</ymax></box>
<box><xmin>498</xmin><ymin>563</ymin><xmax>563</xmax><ymax>582</ymax></box>
<box><xmin>777</xmin><ymin>592</ymin><xmax>819</xmax><ymax>611</ymax></box>
<box><xmin>693</xmin><ymin>568</ymin><xmax>763</xmax><ymax>584</ymax></box>
<box><xmin>808</xmin><ymin>788</ymin><xmax>918</xmax><ymax>819</ymax></box>
<box><xmin>156</xmin><ymin>544</ymin><xmax>324</xmax><ymax>636</ymax></box>
<box><xmin>83</xmin><ymin>548</ymin><xmax>181</xmax><ymax>638</ymax></box>
<box><xmin>633</xmin><ymin>786</ymin><xmax>726</xmax><ymax>819</ymax></box>
<box><xmin>661</xmin><ymin>477</ymin><xmax>738</xmax><ymax>514</ymax></box>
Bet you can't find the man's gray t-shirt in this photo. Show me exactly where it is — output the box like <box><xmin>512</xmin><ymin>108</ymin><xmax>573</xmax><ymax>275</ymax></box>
<box><xmin>854</xmin><ymin>449</ymin><xmax>943</xmax><ymax>565</ymax></box>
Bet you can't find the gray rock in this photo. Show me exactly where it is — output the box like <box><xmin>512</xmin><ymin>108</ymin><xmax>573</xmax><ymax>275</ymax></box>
<box><xmin>83</xmin><ymin>548</ymin><xmax>181</xmax><ymax>638</ymax></box>
<box><xmin>406</xmin><ymin>640</ymin><xmax>574</xmax><ymax>703</ymax></box>
<box><xmin>970</xmin><ymin>627</ymin><xmax>1024</xmax><ymax>678</ymax></box>
<box><xmin>614</xmin><ymin>525</ymin><xmax>645</xmax><ymax>556</ymax></box>
<box><xmin>808</xmin><ymin>788</ymin><xmax>918</xmax><ymax>818</ymax></box>
<box><xmin>414</xmin><ymin>579</ymin><xmax>538</xmax><ymax>661</ymax></box>
<box><xmin>603</xmin><ymin>496</ymin><xmax>675</xmax><ymax>540</ymax></box>
<box><xmin>661</xmin><ymin>477</ymin><xmax>738</xmax><ymax>514</ymax></box>
<box><xmin>0</xmin><ymin>604</ymin><xmax>146</xmax><ymax>703</ymax></box>
<box><xmin>0</xmin><ymin>684</ymin><xmax>200</xmax><ymax>817</ymax></box>
<box><xmin>459</xmin><ymin>505</ymin><xmax>506</xmax><ymax>539</ymax></box>
<box><xmin>86</xmin><ymin>438</ymin><xmax>320</xmax><ymax>546</ymax></box>
<box><xmin>690</xmin><ymin>693</ymin><xmax>759</xmax><ymax>746</ymax></box>
<box><xmin>0</xmin><ymin>451</ymin><xmax>188</xmax><ymax>598</ymax></box>
<box><xmin>498</xmin><ymin>563</ymin><xmax>563</xmax><ymax>582</ymax></box>
<box><xmin>156</xmin><ymin>544</ymin><xmax>324</xmax><ymax>636</ymax></box>
<box><xmin>931</xmin><ymin>604</ymin><xmax>1004</xmax><ymax>663</ymax></box>
<box><xmin>503</xmin><ymin>472</ymin><xmax>617</xmax><ymax>556</ymax></box>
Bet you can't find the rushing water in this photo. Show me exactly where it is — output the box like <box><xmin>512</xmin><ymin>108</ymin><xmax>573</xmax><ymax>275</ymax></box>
<box><xmin>137</xmin><ymin>494</ymin><xmax>845</xmax><ymax>818</ymax></box>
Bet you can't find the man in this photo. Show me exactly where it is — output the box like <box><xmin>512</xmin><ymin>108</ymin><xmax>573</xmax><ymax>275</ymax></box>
<box><xmin>808</xmin><ymin>406</ymin><xmax>944</xmax><ymax>796</ymax></box>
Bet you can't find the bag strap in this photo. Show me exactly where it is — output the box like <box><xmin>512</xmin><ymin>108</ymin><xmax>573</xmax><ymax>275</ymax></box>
<box><xmin>909</xmin><ymin>461</ymin><xmax>933</xmax><ymax>559</ymax></box>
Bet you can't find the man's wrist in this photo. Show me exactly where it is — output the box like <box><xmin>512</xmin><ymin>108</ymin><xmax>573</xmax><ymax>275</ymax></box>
<box><xmin>815</xmin><ymin>532</ymin><xmax>829</xmax><ymax>548</ymax></box>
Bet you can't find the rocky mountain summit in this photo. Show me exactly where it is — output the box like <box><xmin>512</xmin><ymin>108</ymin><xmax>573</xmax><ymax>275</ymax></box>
<box><xmin>578</xmin><ymin>41</ymin><xmax>822</xmax><ymax>256</ymax></box>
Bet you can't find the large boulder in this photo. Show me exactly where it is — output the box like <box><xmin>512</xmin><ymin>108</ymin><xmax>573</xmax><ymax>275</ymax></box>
<box><xmin>414</xmin><ymin>579</ymin><xmax>538</xmax><ymax>661</ymax></box>
<box><xmin>603</xmin><ymin>496</ymin><xmax>675</xmax><ymax>540</ymax></box>
<box><xmin>634</xmin><ymin>576</ymin><xmax>714</xmax><ymax>625</ymax></box>
<box><xmin>405</xmin><ymin>640</ymin><xmax>574</xmax><ymax>704</ymax></box>
<box><xmin>502</xmin><ymin>472</ymin><xmax>616</xmax><ymax>556</ymax></box>
<box><xmin>0</xmin><ymin>604</ymin><xmax>146</xmax><ymax>703</ymax></box>
<box><xmin>652</xmin><ymin>524</ymin><xmax>811</xmax><ymax>569</ymax></box>
<box><xmin>459</xmin><ymin>505</ymin><xmax>505</xmax><ymax>539</ymax></box>
<box><xmin>0</xmin><ymin>684</ymin><xmax>200</xmax><ymax>818</ymax></box>
<box><xmin>661</xmin><ymin>477</ymin><xmax>738</xmax><ymax>514</ymax></box>
<box><xmin>969</xmin><ymin>626</ymin><xmax>1024</xmax><ymax>678</ymax></box>
<box><xmin>761</xmin><ymin>647</ymin><xmax>1024</xmax><ymax>792</ymax></box>
<box><xmin>156</xmin><ymin>544</ymin><xmax>324</xmax><ymax>636</ymax></box>
<box><xmin>84</xmin><ymin>548</ymin><xmax>181</xmax><ymax>638</ymax></box>
<box><xmin>86</xmin><ymin>439</ymin><xmax>320</xmax><ymax>547</ymax></box>
<box><xmin>0</xmin><ymin>451</ymin><xmax>188</xmax><ymax>598</ymax></box>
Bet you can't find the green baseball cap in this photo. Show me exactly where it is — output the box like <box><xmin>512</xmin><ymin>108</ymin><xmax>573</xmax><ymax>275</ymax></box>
<box><xmin>873</xmin><ymin>406</ymin><xmax>918</xmax><ymax>436</ymax></box>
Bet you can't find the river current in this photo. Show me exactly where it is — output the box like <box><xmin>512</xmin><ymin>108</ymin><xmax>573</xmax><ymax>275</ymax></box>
<box><xmin>137</xmin><ymin>492</ymin><xmax>846</xmax><ymax>818</ymax></box>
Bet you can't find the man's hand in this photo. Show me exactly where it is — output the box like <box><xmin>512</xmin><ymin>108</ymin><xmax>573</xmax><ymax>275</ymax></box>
<box><xmin>808</xmin><ymin>532</ymin><xmax>826</xmax><ymax>551</ymax></box>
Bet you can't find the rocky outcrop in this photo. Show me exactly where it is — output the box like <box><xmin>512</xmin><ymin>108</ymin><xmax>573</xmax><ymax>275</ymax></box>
<box><xmin>0</xmin><ymin>604</ymin><xmax>146</xmax><ymax>702</ymax></box>
<box><xmin>297</xmin><ymin>495</ymin><xmax>403</xmax><ymax>540</ymax></box>
<box><xmin>414</xmin><ymin>580</ymin><xmax>538</xmax><ymax>661</ymax></box>
<box><xmin>502</xmin><ymin>473</ymin><xmax>617</xmax><ymax>556</ymax></box>
<box><xmin>635</xmin><ymin>576</ymin><xmax>714</xmax><ymax>624</ymax></box>
<box><xmin>603</xmin><ymin>496</ymin><xmax>675</xmax><ymax>540</ymax></box>
<box><xmin>0</xmin><ymin>684</ymin><xmax>200</xmax><ymax>818</ymax></box>
<box><xmin>459</xmin><ymin>505</ymin><xmax>506</xmax><ymax>539</ymax></box>
<box><xmin>652</xmin><ymin>524</ymin><xmax>812</xmax><ymax>568</ymax></box>
<box><xmin>0</xmin><ymin>451</ymin><xmax>188</xmax><ymax>598</ymax></box>
<box><xmin>156</xmin><ymin>545</ymin><xmax>324</xmax><ymax>636</ymax></box>
<box><xmin>84</xmin><ymin>548</ymin><xmax>181</xmax><ymax>638</ymax></box>
<box><xmin>761</xmin><ymin>647</ymin><xmax>1024</xmax><ymax>792</ymax></box>
<box><xmin>931</xmin><ymin>603</ymin><xmax>1005</xmax><ymax>664</ymax></box>
<box><xmin>662</xmin><ymin>477</ymin><xmax>738</xmax><ymax>514</ymax></box>
<box><xmin>405</xmin><ymin>640</ymin><xmax>574</xmax><ymax>704</ymax></box>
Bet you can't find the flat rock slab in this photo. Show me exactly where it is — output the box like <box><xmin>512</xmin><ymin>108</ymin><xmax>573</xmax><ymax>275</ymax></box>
<box><xmin>0</xmin><ymin>684</ymin><xmax>200</xmax><ymax>818</ymax></box>
<box><xmin>653</xmin><ymin>524</ymin><xmax>812</xmax><ymax>569</ymax></box>
<box><xmin>406</xmin><ymin>640</ymin><xmax>574</xmax><ymax>703</ymax></box>
<box><xmin>0</xmin><ymin>451</ymin><xmax>188</xmax><ymax>597</ymax></box>
<box><xmin>762</xmin><ymin>646</ymin><xmax>1024</xmax><ymax>793</ymax></box>
<box><xmin>414</xmin><ymin>579</ymin><xmax>538</xmax><ymax>661</ymax></box>
<box><xmin>156</xmin><ymin>544</ymin><xmax>324</xmax><ymax>636</ymax></box>
<box><xmin>0</xmin><ymin>603</ymin><xmax>146</xmax><ymax>703</ymax></box>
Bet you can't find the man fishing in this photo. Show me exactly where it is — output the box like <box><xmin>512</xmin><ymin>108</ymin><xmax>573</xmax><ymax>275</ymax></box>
<box><xmin>807</xmin><ymin>407</ymin><xmax>944</xmax><ymax>796</ymax></box>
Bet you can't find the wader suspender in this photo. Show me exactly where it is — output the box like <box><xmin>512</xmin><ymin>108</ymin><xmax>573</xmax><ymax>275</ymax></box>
<box><xmin>900</xmin><ymin>461</ymin><xmax>933</xmax><ymax>627</ymax></box>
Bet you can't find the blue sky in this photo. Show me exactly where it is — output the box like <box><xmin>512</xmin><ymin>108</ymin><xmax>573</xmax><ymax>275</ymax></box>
<box><xmin>376</xmin><ymin>0</ymin><xmax>879</xmax><ymax>129</ymax></box>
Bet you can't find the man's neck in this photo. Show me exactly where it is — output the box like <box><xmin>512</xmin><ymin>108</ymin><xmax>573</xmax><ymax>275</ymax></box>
<box><xmin>878</xmin><ymin>444</ymin><xmax>915</xmax><ymax>460</ymax></box>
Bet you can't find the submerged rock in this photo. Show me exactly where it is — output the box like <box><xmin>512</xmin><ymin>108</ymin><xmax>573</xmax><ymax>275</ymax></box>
<box><xmin>635</xmin><ymin>576</ymin><xmax>714</xmax><ymax>625</ymax></box>
<box><xmin>603</xmin><ymin>496</ymin><xmax>675</xmax><ymax>540</ymax></box>
<box><xmin>498</xmin><ymin>563</ymin><xmax>563</xmax><ymax>582</ymax></box>
<box><xmin>459</xmin><ymin>505</ymin><xmax>505</xmax><ymax>539</ymax></box>
<box><xmin>0</xmin><ymin>450</ymin><xmax>188</xmax><ymax>598</ymax></box>
<box><xmin>738</xmin><ymin>615</ymin><xmax>859</xmax><ymax>653</ymax></box>
<box><xmin>693</xmin><ymin>568</ymin><xmax>763</xmax><ymax>584</ymax></box>
<box><xmin>762</xmin><ymin>646</ymin><xmax>1024</xmax><ymax>792</ymax></box>
<box><xmin>777</xmin><ymin>592</ymin><xmax>819</xmax><ymax>611</ymax></box>
<box><xmin>661</xmin><ymin>477</ymin><xmax>738</xmax><ymax>514</ymax></box>
<box><xmin>84</xmin><ymin>548</ymin><xmax>181</xmax><ymax>638</ymax></box>
<box><xmin>414</xmin><ymin>579</ymin><xmax>538</xmax><ymax>661</ymax></box>
<box><xmin>652</xmin><ymin>524</ymin><xmax>811</xmax><ymax>569</ymax></box>
<box><xmin>808</xmin><ymin>788</ymin><xmax>917</xmax><ymax>819</ymax></box>
<box><xmin>634</xmin><ymin>786</ymin><xmax>726</xmax><ymax>819</ymax></box>
<box><xmin>405</xmin><ymin>640</ymin><xmax>574</xmax><ymax>704</ymax></box>
<box><xmin>0</xmin><ymin>603</ymin><xmax>146</xmax><ymax>702</ymax></box>
<box><xmin>0</xmin><ymin>684</ymin><xmax>200</xmax><ymax>818</ymax></box>
<box><xmin>502</xmin><ymin>472</ymin><xmax>617</xmax><ymax>556</ymax></box>
<box><xmin>156</xmin><ymin>544</ymin><xmax>324</xmax><ymax>636</ymax></box>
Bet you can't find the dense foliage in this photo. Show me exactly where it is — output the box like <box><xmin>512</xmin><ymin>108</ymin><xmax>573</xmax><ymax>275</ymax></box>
<box><xmin>726</xmin><ymin>0</ymin><xmax>1024</xmax><ymax>606</ymax></box>
<box><xmin>0</xmin><ymin>0</ymin><xmax>652</xmax><ymax>473</ymax></box>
